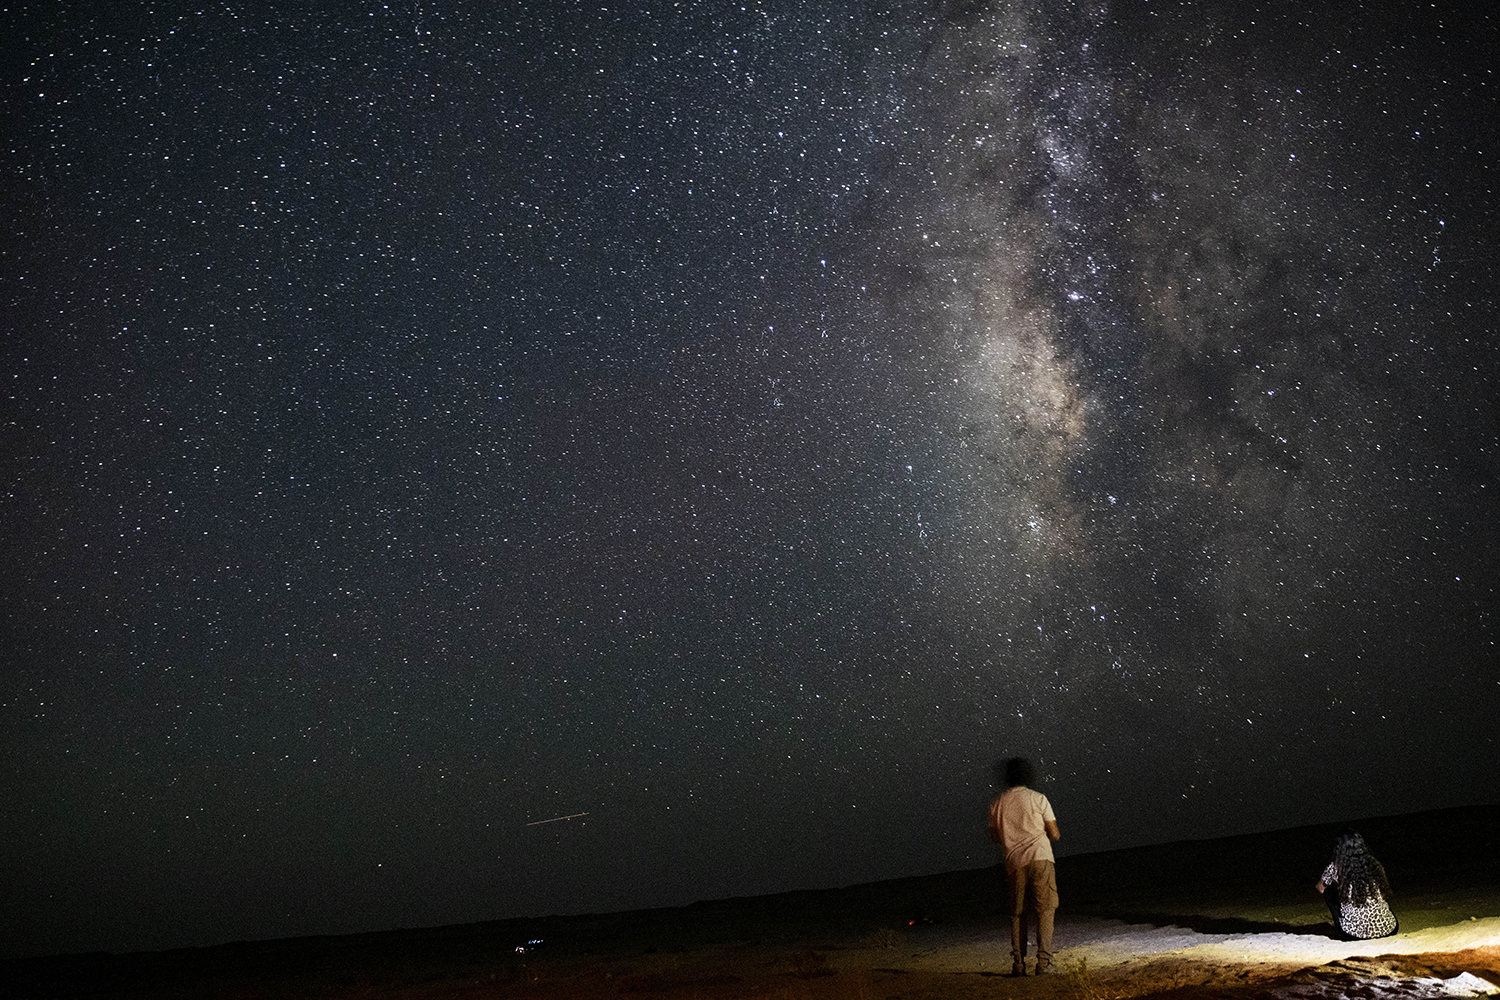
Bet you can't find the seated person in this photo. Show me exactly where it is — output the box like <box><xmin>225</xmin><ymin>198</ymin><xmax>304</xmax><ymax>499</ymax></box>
<box><xmin>1315</xmin><ymin>830</ymin><xmax>1397</xmax><ymax>940</ymax></box>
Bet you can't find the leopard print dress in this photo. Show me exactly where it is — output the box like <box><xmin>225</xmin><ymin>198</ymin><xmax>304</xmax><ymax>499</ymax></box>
<box><xmin>1321</xmin><ymin>861</ymin><xmax>1398</xmax><ymax>939</ymax></box>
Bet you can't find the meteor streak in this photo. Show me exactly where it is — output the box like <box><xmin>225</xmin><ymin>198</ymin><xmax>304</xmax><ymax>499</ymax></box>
<box><xmin>526</xmin><ymin>812</ymin><xmax>590</xmax><ymax>826</ymax></box>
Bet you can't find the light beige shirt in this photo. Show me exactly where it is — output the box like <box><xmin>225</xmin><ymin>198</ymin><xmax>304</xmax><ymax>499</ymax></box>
<box><xmin>991</xmin><ymin>786</ymin><xmax>1056</xmax><ymax>868</ymax></box>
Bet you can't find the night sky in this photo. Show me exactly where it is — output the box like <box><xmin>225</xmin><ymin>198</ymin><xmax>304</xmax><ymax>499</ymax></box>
<box><xmin>3</xmin><ymin>0</ymin><xmax>1497</xmax><ymax>960</ymax></box>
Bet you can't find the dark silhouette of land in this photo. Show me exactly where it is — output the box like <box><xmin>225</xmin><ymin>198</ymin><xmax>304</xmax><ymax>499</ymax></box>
<box><xmin>4</xmin><ymin>804</ymin><xmax>1498</xmax><ymax>999</ymax></box>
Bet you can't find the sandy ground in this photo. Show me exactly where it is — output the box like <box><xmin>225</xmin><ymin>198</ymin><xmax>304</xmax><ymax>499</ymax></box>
<box><xmin>11</xmin><ymin>915</ymin><xmax>1496</xmax><ymax>1000</ymax></box>
<box><xmin>4</xmin><ymin>805</ymin><xmax>1498</xmax><ymax>998</ymax></box>
<box><xmin>419</xmin><ymin>912</ymin><xmax>1500</xmax><ymax>1000</ymax></box>
<box><xmin>888</xmin><ymin>912</ymin><xmax>1500</xmax><ymax>998</ymax></box>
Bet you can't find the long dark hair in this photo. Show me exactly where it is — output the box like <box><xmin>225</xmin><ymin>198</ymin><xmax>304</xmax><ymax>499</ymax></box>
<box><xmin>1332</xmin><ymin>830</ymin><xmax>1392</xmax><ymax>906</ymax></box>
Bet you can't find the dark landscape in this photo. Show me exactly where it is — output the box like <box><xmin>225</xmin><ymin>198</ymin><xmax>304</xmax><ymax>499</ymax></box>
<box><xmin>5</xmin><ymin>804</ymin><xmax>1498</xmax><ymax>999</ymax></box>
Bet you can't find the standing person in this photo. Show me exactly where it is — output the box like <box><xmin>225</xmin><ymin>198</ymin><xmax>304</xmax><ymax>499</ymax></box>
<box><xmin>988</xmin><ymin>757</ymin><xmax>1061</xmax><ymax>976</ymax></box>
<box><xmin>1315</xmin><ymin>830</ymin><xmax>1398</xmax><ymax>940</ymax></box>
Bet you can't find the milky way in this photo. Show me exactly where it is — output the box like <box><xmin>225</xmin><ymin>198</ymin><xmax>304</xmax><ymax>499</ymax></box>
<box><xmin>2</xmin><ymin>1</ymin><xmax>1496</xmax><ymax>958</ymax></box>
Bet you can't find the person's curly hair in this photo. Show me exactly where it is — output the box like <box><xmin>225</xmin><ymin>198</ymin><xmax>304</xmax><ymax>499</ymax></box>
<box><xmin>1332</xmin><ymin>830</ymin><xmax>1392</xmax><ymax>906</ymax></box>
<box><xmin>1003</xmin><ymin>757</ymin><xmax>1036</xmax><ymax>788</ymax></box>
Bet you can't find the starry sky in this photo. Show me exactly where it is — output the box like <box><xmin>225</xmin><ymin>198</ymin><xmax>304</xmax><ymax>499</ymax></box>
<box><xmin>3</xmin><ymin>0</ymin><xmax>1497</xmax><ymax>960</ymax></box>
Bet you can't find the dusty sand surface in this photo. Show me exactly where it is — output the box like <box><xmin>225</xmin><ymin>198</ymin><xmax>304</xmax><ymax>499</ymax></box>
<box><xmin>4</xmin><ymin>805</ymin><xmax>1497</xmax><ymax>999</ymax></box>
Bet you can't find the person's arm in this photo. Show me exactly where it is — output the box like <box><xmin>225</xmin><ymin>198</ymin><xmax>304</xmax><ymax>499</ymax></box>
<box><xmin>1315</xmin><ymin>880</ymin><xmax>1327</xmax><ymax>894</ymax></box>
<box><xmin>1044</xmin><ymin>819</ymin><xmax>1060</xmax><ymax>842</ymax></box>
